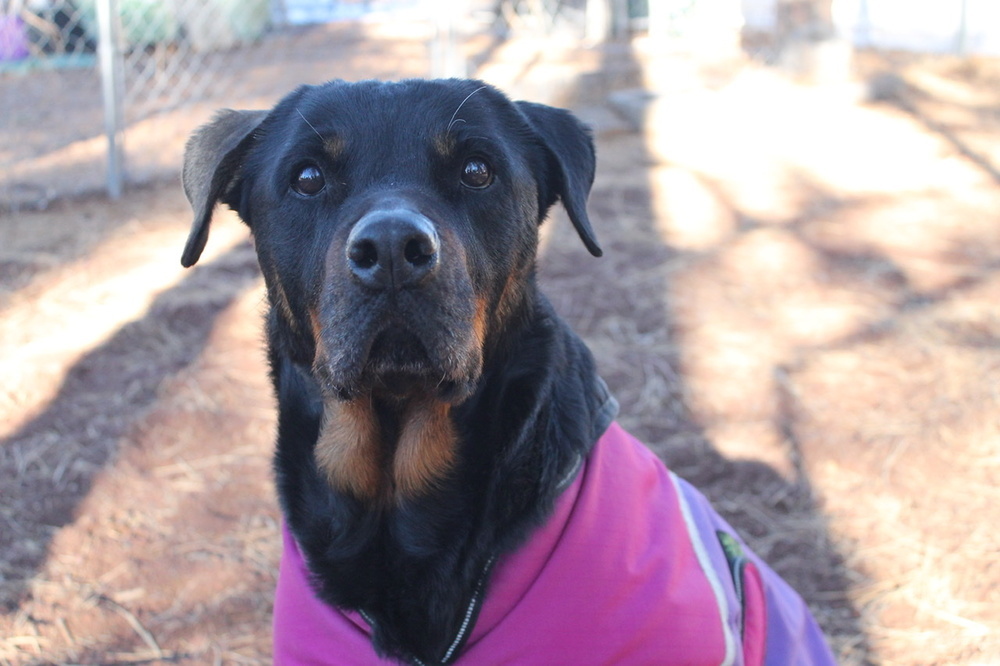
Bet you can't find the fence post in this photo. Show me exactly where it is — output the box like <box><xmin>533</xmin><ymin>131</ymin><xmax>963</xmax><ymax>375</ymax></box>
<box><xmin>588</xmin><ymin>0</ymin><xmax>631</xmax><ymax>42</ymax></box>
<box><xmin>431</xmin><ymin>0</ymin><xmax>461</xmax><ymax>77</ymax></box>
<box><xmin>956</xmin><ymin>0</ymin><xmax>968</xmax><ymax>56</ymax></box>
<box><xmin>96</xmin><ymin>0</ymin><xmax>124</xmax><ymax>199</ymax></box>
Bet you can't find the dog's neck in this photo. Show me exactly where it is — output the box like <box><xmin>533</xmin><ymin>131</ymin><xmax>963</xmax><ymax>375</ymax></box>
<box><xmin>272</xmin><ymin>296</ymin><xmax>615</xmax><ymax>664</ymax></box>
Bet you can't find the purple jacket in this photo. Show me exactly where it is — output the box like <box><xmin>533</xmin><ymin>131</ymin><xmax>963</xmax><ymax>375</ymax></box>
<box><xmin>273</xmin><ymin>422</ymin><xmax>836</xmax><ymax>665</ymax></box>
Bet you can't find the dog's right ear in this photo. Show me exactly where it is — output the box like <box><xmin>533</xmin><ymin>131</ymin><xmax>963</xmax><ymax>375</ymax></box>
<box><xmin>181</xmin><ymin>109</ymin><xmax>268</xmax><ymax>267</ymax></box>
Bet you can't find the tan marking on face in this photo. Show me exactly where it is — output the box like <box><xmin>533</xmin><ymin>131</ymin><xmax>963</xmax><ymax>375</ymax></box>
<box><xmin>433</xmin><ymin>133</ymin><xmax>455</xmax><ymax>160</ymax></box>
<box><xmin>308</xmin><ymin>307</ymin><xmax>326</xmax><ymax>360</ymax></box>
<box><xmin>472</xmin><ymin>296</ymin><xmax>489</xmax><ymax>351</ymax></box>
<box><xmin>264</xmin><ymin>270</ymin><xmax>299</xmax><ymax>334</ymax></box>
<box><xmin>325</xmin><ymin>135</ymin><xmax>346</xmax><ymax>160</ymax></box>
<box><xmin>493</xmin><ymin>271</ymin><xmax>524</xmax><ymax>330</ymax></box>
<box><xmin>308</xmin><ymin>307</ymin><xmax>323</xmax><ymax>340</ymax></box>
<box><xmin>392</xmin><ymin>400</ymin><xmax>456</xmax><ymax>498</ymax></box>
<box><xmin>315</xmin><ymin>398</ymin><xmax>383</xmax><ymax>500</ymax></box>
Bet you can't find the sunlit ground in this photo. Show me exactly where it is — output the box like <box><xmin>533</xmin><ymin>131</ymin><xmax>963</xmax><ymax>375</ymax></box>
<box><xmin>630</xmin><ymin>43</ymin><xmax>1000</xmax><ymax>664</ymax></box>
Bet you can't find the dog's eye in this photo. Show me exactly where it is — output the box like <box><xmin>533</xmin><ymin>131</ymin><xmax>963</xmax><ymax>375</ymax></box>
<box><xmin>460</xmin><ymin>158</ymin><xmax>493</xmax><ymax>189</ymax></box>
<box><xmin>291</xmin><ymin>164</ymin><xmax>325</xmax><ymax>196</ymax></box>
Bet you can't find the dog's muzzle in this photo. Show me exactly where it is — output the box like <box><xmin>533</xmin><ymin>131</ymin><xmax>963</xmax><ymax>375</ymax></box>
<box><xmin>314</xmin><ymin>200</ymin><xmax>482</xmax><ymax>403</ymax></box>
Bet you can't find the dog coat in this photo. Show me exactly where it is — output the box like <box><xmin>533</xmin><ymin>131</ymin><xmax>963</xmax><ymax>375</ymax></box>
<box><xmin>273</xmin><ymin>422</ymin><xmax>836</xmax><ymax>665</ymax></box>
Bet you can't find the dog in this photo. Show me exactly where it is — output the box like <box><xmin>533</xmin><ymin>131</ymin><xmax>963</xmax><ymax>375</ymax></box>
<box><xmin>181</xmin><ymin>78</ymin><xmax>836</xmax><ymax>665</ymax></box>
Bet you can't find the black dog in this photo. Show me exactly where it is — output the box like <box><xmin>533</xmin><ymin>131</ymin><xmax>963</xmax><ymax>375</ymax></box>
<box><xmin>182</xmin><ymin>79</ymin><xmax>834</xmax><ymax>665</ymax></box>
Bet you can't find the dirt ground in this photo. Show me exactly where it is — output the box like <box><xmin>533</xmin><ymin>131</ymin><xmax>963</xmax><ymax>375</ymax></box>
<box><xmin>2</xmin><ymin>20</ymin><xmax>1000</xmax><ymax>666</ymax></box>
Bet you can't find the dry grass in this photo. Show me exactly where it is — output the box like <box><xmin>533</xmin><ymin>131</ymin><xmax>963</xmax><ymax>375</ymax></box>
<box><xmin>3</xmin><ymin>29</ymin><xmax>1000</xmax><ymax>665</ymax></box>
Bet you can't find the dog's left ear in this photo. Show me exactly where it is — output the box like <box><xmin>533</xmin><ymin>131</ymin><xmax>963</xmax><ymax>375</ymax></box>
<box><xmin>181</xmin><ymin>109</ymin><xmax>268</xmax><ymax>267</ymax></box>
<box><xmin>516</xmin><ymin>101</ymin><xmax>602</xmax><ymax>257</ymax></box>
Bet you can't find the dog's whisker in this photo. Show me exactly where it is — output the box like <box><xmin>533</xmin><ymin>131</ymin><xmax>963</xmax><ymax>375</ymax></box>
<box><xmin>297</xmin><ymin>108</ymin><xmax>324</xmax><ymax>142</ymax></box>
<box><xmin>447</xmin><ymin>86</ymin><xmax>488</xmax><ymax>134</ymax></box>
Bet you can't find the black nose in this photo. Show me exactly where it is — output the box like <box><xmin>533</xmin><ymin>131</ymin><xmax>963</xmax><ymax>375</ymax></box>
<box><xmin>346</xmin><ymin>210</ymin><xmax>440</xmax><ymax>290</ymax></box>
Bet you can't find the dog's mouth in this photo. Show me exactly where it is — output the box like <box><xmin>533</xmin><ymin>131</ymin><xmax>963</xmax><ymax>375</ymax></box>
<box><xmin>311</xmin><ymin>212</ymin><xmax>485</xmax><ymax>405</ymax></box>
<box><xmin>364</xmin><ymin>327</ymin><xmax>442</xmax><ymax>397</ymax></box>
<box><xmin>369</xmin><ymin>326</ymin><xmax>430</xmax><ymax>369</ymax></box>
<box><xmin>314</xmin><ymin>318</ymin><xmax>480</xmax><ymax>404</ymax></box>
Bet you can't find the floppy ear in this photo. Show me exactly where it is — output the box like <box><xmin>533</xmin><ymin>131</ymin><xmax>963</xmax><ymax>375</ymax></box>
<box><xmin>181</xmin><ymin>109</ymin><xmax>268</xmax><ymax>267</ymax></box>
<box><xmin>515</xmin><ymin>101</ymin><xmax>601</xmax><ymax>257</ymax></box>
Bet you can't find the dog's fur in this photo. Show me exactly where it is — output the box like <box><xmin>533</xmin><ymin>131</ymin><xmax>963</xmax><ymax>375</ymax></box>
<box><xmin>182</xmin><ymin>79</ymin><xmax>615</xmax><ymax>664</ymax></box>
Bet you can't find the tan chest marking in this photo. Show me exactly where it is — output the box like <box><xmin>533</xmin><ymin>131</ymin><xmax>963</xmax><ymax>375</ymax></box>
<box><xmin>315</xmin><ymin>398</ymin><xmax>383</xmax><ymax>500</ymax></box>
<box><xmin>392</xmin><ymin>399</ymin><xmax>457</xmax><ymax>498</ymax></box>
<box><xmin>315</xmin><ymin>397</ymin><xmax>457</xmax><ymax>502</ymax></box>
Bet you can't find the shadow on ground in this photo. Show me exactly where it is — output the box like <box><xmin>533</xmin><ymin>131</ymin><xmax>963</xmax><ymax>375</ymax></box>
<box><xmin>0</xmin><ymin>242</ymin><xmax>260</xmax><ymax>613</ymax></box>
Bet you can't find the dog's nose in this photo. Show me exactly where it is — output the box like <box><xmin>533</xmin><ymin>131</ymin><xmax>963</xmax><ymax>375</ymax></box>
<box><xmin>346</xmin><ymin>210</ymin><xmax>440</xmax><ymax>290</ymax></box>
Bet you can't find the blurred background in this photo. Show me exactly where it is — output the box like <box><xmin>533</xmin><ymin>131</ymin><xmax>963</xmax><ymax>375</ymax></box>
<box><xmin>5</xmin><ymin>0</ymin><xmax>997</xmax><ymax>208</ymax></box>
<box><xmin>2</xmin><ymin>1</ymin><xmax>999</xmax><ymax>664</ymax></box>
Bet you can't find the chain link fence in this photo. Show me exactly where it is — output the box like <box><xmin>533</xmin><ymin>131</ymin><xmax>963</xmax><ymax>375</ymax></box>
<box><xmin>2</xmin><ymin>0</ymin><xmax>475</xmax><ymax>211</ymax></box>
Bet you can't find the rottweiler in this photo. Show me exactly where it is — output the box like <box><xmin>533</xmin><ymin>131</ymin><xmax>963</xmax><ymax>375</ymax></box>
<box><xmin>181</xmin><ymin>79</ymin><xmax>836</xmax><ymax>665</ymax></box>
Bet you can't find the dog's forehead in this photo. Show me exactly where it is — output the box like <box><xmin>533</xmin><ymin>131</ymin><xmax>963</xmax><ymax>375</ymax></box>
<box><xmin>294</xmin><ymin>80</ymin><xmax>520</xmax><ymax>152</ymax></box>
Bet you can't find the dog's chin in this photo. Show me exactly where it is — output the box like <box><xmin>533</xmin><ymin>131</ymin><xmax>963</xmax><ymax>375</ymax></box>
<box><xmin>369</xmin><ymin>369</ymin><xmax>470</xmax><ymax>402</ymax></box>
<box><xmin>320</xmin><ymin>367</ymin><xmax>477</xmax><ymax>404</ymax></box>
<box><xmin>314</xmin><ymin>328</ymin><xmax>481</xmax><ymax>404</ymax></box>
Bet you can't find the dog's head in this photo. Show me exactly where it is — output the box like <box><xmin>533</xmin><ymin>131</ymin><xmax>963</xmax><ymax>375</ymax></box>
<box><xmin>183</xmin><ymin>79</ymin><xmax>599</xmax><ymax>400</ymax></box>
<box><xmin>182</xmin><ymin>79</ymin><xmax>599</xmax><ymax>497</ymax></box>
